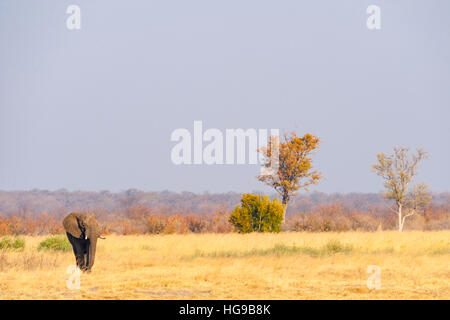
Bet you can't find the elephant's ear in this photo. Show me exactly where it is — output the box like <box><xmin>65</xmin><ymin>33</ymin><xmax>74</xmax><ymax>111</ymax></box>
<box><xmin>63</xmin><ymin>213</ymin><xmax>82</xmax><ymax>238</ymax></box>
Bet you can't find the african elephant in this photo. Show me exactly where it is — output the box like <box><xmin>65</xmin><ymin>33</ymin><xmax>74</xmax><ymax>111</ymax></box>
<box><xmin>63</xmin><ymin>213</ymin><xmax>105</xmax><ymax>272</ymax></box>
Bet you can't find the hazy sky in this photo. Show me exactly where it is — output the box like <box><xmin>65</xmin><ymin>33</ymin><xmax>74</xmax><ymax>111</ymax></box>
<box><xmin>0</xmin><ymin>0</ymin><xmax>449</xmax><ymax>193</ymax></box>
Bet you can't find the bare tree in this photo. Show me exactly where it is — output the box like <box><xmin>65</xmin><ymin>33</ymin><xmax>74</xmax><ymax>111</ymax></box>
<box><xmin>372</xmin><ymin>146</ymin><xmax>431</xmax><ymax>231</ymax></box>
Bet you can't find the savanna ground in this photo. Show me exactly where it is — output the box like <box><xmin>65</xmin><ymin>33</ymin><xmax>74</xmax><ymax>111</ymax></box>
<box><xmin>0</xmin><ymin>231</ymin><xmax>449</xmax><ymax>299</ymax></box>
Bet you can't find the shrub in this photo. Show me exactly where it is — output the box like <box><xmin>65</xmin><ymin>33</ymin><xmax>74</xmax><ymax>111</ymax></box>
<box><xmin>164</xmin><ymin>215</ymin><xmax>189</xmax><ymax>234</ymax></box>
<box><xmin>211</xmin><ymin>207</ymin><xmax>233</xmax><ymax>233</ymax></box>
<box><xmin>38</xmin><ymin>235</ymin><xmax>71</xmax><ymax>252</ymax></box>
<box><xmin>229</xmin><ymin>194</ymin><xmax>284</xmax><ymax>233</ymax></box>
<box><xmin>185</xmin><ymin>214</ymin><xmax>208</xmax><ymax>233</ymax></box>
<box><xmin>0</xmin><ymin>237</ymin><xmax>25</xmax><ymax>250</ymax></box>
<box><xmin>146</xmin><ymin>216</ymin><xmax>166</xmax><ymax>234</ymax></box>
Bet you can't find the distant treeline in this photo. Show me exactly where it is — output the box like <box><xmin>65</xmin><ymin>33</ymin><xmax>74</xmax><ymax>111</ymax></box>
<box><xmin>0</xmin><ymin>189</ymin><xmax>448</xmax><ymax>234</ymax></box>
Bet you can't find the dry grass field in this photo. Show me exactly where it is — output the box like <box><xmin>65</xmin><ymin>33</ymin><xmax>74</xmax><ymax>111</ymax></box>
<box><xmin>0</xmin><ymin>231</ymin><xmax>449</xmax><ymax>299</ymax></box>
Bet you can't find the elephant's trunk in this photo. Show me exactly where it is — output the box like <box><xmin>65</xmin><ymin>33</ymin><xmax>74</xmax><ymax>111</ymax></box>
<box><xmin>86</xmin><ymin>237</ymin><xmax>97</xmax><ymax>271</ymax></box>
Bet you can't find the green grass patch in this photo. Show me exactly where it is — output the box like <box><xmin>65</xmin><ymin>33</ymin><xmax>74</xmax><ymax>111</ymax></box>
<box><xmin>324</xmin><ymin>239</ymin><xmax>353</xmax><ymax>254</ymax></box>
<box><xmin>38</xmin><ymin>235</ymin><xmax>71</xmax><ymax>252</ymax></box>
<box><xmin>429</xmin><ymin>247</ymin><xmax>450</xmax><ymax>255</ymax></box>
<box><xmin>0</xmin><ymin>237</ymin><xmax>25</xmax><ymax>250</ymax></box>
<box><xmin>191</xmin><ymin>240</ymin><xmax>353</xmax><ymax>259</ymax></box>
<box><xmin>366</xmin><ymin>247</ymin><xmax>395</xmax><ymax>254</ymax></box>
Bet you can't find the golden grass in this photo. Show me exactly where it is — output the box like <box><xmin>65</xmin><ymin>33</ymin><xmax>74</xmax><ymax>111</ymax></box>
<box><xmin>0</xmin><ymin>231</ymin><xmax>449</xmax><ymax>299</ymax></box>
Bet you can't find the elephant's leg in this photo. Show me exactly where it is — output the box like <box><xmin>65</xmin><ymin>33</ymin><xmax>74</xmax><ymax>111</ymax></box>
<box><xmin>78</xmin><ymin>241</ymin><xmax>89</xmax><ymax>272</ymax></box>
<box><xmin>85</xmin><ymin>240</ymin><xmax>90</xmax><ymax>269</ymax></box>
<box><xmin>73</xmin><ymin>243</ymin><xmax>85</xmax><ymax>269</ymax></box>
<box><xmin>67</xmin><ymin>232</ymin><xmax>85</xmax><ymax>270</ymax></box>
<box><xmin>75</xmin><ymin>253</ymin><xmax>85</xmax><ymax>269</ymax></box>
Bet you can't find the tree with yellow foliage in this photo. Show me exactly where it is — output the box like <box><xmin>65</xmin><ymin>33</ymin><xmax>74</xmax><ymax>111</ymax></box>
<box><xmin>257</xmin><ymin>132</ymin><xmax>322</xmax><ymax>223</ymax></box>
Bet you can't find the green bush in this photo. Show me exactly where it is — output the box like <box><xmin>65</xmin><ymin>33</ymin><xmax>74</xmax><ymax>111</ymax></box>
<box><xmin>229</xmin><ymin>193</ymin><xmax>284</xmax><ymax>233</ymax></box>
<box><xmin>0</xmin><ymin>237</ymin><xmax>25</xmax><ymax>250</ymax></box>
<box><xmin>38</xmin><ymin>235</ymin><xmax>71</xmax><ymax>252</ymax></box>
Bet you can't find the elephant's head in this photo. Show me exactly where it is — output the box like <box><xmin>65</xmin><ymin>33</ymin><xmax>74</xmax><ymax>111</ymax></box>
<box><xmin>63</xmin><ymin>213</ymin><xmax>105</xmax><ymax>272</ymax></box>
